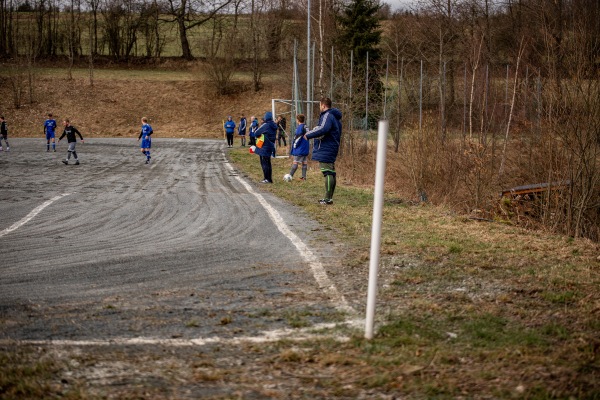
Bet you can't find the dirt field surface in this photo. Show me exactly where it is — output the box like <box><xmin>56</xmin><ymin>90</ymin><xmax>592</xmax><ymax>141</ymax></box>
<box><xmin>0</xmin><ymin>66</ymin><xmax>287</xmax><ymax>139</ymax></box>
<box><xmin>0</xmin><ymin>138</ymin><xmax>365</xmax><ymax>399</ymax></box>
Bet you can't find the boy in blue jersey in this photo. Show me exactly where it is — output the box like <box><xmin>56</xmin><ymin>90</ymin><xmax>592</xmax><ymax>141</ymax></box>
<box><xmin>253</xmin><ymin>111</ymin><xmax>278</xmax><ymax>183</ymax></box>
<box><xmin>138</xmin><ymin>117</ymin><xmax>153</xmax><ymax>164</ymax></box>
<box><xmin>288</xmin><ymin>114</ymin><xmax>309</xmax><ymax>180</ymax></box>
<box><xmin>224</xmin><ymin>116</ymin><xmax>235</xmax><ymax>148</ymax></box>
<box><xmin>44</xmin><ymin>113</ymin><xmax>57</xmax><ymax>152</ymax></box>
<box><xmin>238</xmin><ymin>114</ymin><xmax>247</xmax><ymax>147</ymax></box>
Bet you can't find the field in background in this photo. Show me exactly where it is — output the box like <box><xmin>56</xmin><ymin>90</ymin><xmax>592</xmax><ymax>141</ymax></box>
<box><xmin>0</xmin><ymin>62</ymin><xmax>289</xmax><ymax>138</ymax></box>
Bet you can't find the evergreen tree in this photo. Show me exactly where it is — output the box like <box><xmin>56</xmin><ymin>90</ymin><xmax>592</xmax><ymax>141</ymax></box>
<box><xmin>336</xmin><ymin>0</ymin><xmax>383</xmax><ymax>127</ymax></box>
<box><xmin>337</xmin><ymin>0</ymin><xmax>382</xmax><ymax>67</ymax></box>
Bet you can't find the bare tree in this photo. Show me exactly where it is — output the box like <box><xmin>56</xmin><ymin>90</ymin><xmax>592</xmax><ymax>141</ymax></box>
<box><xmin>200</xmin><ymin>13</ymin><xmax>237</xmax><ymax>94</ymax></box>
<box><xmin>249</xmin><ymin>0</ymin><xmax>263</xmax><ymax>91</ymax></box>
<box><xmin>163</xmin><ymin>0</ymin><xmax>233</xmax><ymax>60</ymax></box>
<box><xmin>101</xmin><ymin>0</ymin><xmax>143</xmax><ymax>61</ymax></box>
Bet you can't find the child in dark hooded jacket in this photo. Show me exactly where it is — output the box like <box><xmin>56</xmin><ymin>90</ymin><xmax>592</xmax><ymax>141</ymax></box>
<box><xmin>253</xmin><ymin>111</ymin><xmax>278</xmax><ymax>183</ymax></box>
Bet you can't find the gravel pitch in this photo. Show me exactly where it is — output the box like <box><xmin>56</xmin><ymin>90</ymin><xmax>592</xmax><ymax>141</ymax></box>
<box><xmin>0</xmin><ymin>138</ymin><xmax>353</xmax><ymax>343</ymax></box>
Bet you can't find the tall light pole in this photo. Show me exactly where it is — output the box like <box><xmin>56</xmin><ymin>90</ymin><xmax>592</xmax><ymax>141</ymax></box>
<box><xmin>306</xmin><ymin>0</ymin><xmax>311</xmax><ymax>126</ymax></box>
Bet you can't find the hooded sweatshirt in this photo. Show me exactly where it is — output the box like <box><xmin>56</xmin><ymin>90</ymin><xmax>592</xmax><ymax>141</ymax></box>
<box><xmin>253</xmin><ymin>112</ymin><xmax>278</xmax><ymax>157</ymax></box>
<box><xmin>305</xmin><ymin>108</ymin><xmax>342</xmax><ymax>164</ymax></box>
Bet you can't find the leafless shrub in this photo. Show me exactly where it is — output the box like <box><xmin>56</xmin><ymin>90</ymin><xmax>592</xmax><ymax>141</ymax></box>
<box><xmin>8</xmin><ymin>62</ymin><xmax>26</xmax><ymax>109</ymax></box>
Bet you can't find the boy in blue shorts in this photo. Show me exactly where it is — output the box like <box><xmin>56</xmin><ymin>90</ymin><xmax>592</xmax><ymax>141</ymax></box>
<box><xmin>138</xmin><ymin>117</ymin><xmax>153</xmax><ymax>164</ymax></box>
<box><xmin>44</xmin><ymin>113</ymin><xmax>57</xmax><ymax>152</ymax></box>
<box><xmin>288</xmin><ymin>114</ymin><xmax>309</xmax><ymax>180</ymax></box>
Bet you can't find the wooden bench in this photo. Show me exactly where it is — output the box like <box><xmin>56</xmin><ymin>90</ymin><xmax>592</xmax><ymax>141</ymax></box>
<box><xmin>501</xmin><ymin>181</ymin><xmax>571</xmax><ymax>199</ymax></box>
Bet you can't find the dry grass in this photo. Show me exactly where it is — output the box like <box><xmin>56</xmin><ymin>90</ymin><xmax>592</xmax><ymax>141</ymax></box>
<box><xmin>1</xmin><ymin>62</ymin><xmax>599</xmax><ymax>398</ymax></box>
<box><xmin>229</xmin><ymin>146</ymin><xmax>600</xmax><ymax>398</ymax></box>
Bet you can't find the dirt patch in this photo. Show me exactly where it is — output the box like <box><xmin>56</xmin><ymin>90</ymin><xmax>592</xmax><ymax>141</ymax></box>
<box><xmin>0</xmin><ymin>64</ymin><xmax>288</xmax><ymax>139</ymax></box>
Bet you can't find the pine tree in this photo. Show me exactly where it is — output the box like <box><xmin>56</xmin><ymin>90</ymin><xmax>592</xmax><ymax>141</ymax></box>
<box><xmin>336</xmin><ymin>0</ymin><xmax>383</xmax><ymax>127</ymax></box>
<box><xmin>337</xmin><ymin>0</ymin><xmax>382</xmax><ymax>67</ymax></box>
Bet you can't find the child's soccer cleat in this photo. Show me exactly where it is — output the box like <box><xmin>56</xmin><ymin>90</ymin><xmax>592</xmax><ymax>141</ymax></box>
<box><xmin>318</xmin><ymin>198</ymin><xmax>333</xmax><ymax>205</ymax></box>
<box><xmin>75</xmin><ymin>160</ymin><xmax>80</xmax><ymax>165</ymax></box>
<box><xmin>62</xmin><ymin>160</ymin><xmax>68</xmax><ymax>165</ymax></box>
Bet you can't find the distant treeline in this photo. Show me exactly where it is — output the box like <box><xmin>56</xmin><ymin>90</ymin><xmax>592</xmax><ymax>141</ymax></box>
<box><xmin>1</xmin><ymin>0</ymin><xmax>598</xmax><ymax>72</ymax></box>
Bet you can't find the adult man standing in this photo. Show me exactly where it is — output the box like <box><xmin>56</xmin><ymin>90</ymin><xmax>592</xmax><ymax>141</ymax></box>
<box><xmin>305</xmin><ymin>97</ymin><xmax>342</xmax><ymax>205</ymax></box>
<box><xmin>58</xmin><ymin>119</ymin><xmax>84</xmax><ymax>165</ymax></box>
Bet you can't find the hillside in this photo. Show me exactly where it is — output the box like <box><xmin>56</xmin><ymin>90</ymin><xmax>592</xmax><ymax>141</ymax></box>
<box><xmin>0</xmin><ymin>62</ymin><xmax>289</xmax><ymax>139</ymax></box>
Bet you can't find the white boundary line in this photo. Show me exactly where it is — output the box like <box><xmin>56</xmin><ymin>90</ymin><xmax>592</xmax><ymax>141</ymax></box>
<box><xmin>0</xmin><ymin>193</ymin><xmax>70</xmax><ymax>238</ymax></box>
<box><xmin>0</xmin><ymin>323</ymin><xmax>351</xmax><ymax>347</ymax></box>
<box><xmin>225</xmin><ymin>162</ymin><xmax>355</xmax><ymax>315</ymax></box>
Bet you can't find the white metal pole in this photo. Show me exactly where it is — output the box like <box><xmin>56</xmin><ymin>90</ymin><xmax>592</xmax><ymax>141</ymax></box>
<box><xmin>365</xmin><ymin>119</ymin><xmax>388</xmax><ymax>340</ymax></box>
<box><xmin>272</xmin><ymin>98</ymin><xmax>277</xmax><ymax>153</ymax></box>
<box><xmin>293</xmin><ymin>39</ymin><xmax>297</xmax><ymax>123</ymax></box>
<box><xmin>311</xmin><ymin>41</ymin><xmax>316</xmax><ymax>124</ymax></box>
<box><xmin>306</xmin><ymin>0</ymin><xmax>311</xmax><ymax>127</ymax></box>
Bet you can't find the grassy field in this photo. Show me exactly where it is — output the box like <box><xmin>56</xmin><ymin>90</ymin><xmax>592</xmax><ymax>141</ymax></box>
<box><xmin>1</xmin><ymin>136</ymin><xmax>599</xmax><ymax>400</ymax></box>
<box><xmin>228</xmin><ymin>148</ymin><xmax>600</xmax><ymax>398</ymax></box>
<box><xmin>1</xmin><ymin>63</ymin><xmax>599</xmax><ymax>398</ymax></box>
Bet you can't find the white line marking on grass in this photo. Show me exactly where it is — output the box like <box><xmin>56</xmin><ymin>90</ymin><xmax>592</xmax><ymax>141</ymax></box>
<box><xmin>0</xmin><ymin>323</ymin><xmax>352</xmax><ymax>347</ymax></box>
<box><xmin>225</xmin><ymin>162</ymin><xmax>355</xmax><ymax>315</ymax></box>
<box><xmin>0</xmin><ymin>193</ymin><xmax>70</xmax><ymax>238</ymax></box>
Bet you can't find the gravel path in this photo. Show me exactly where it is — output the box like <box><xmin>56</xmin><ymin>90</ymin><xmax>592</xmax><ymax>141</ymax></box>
<box><xmin>0</xmin><ymin>138</ymin><xmax>353</xmax><ymax>343</ymax></box>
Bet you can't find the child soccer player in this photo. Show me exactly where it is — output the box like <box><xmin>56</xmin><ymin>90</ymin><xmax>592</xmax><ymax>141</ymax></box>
<box><xmin>224</xmin><ymin>116</ymin><xmax>235</xmax><ymax>148</ymax></box>
<box><xmin>238</xmin><ymin>114</ymin><xmax>247</xmax><ymax>147</ymax></box>
<box><xmin>248</xmin><ymin>116</ymin><xmax>258</xmax><ymax>146</ymax></box>
<box><xmin>138</xmin><ymin>117</ymin><xmax>153</xmax><ymax>164</ymax></box>
<box><xmin>276</xmin><ymin>116</ymin><xmax>287</xmax><ymax>148</ymax></box>
<box><xmin>0</xmin><ymin>116</ymin><xmax>9</xmax><ymax>152</ymax></box>
<box><xmin>57</xmin><ymin>119</ymin><xmax>84</xmax><ymax>165</ymax></box>
<box><xmin>44</xmin><ymin>113</ymin><xmax>57</xmax><ymax>152</ymax></box>
<box><xmin>288</xmin><ymin>114</ymin><xmax>309</xmax><ymax>180</ymax></box>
